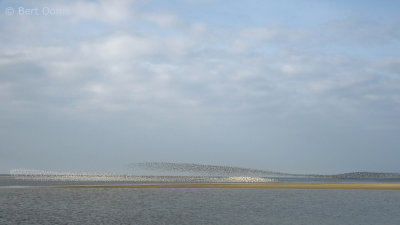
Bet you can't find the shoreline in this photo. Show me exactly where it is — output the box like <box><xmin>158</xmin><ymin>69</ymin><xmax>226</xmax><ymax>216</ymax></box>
<box><xmin>56</xmin><ymin>183</ymin><xmax>400</xmax><ymax>190</ymax></box>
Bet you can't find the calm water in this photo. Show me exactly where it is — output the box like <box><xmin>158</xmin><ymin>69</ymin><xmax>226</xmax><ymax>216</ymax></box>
<box><xmin>1</xmin><ymin>186</ymin><xmax>400</xmax><ymax>225</ymax></box>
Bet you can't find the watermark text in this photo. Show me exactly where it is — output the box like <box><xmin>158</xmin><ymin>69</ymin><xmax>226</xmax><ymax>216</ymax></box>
<box><xmin>5</xmin><ymin>6</ymin><xmax>70</xmax><ymax>16</ymax></box>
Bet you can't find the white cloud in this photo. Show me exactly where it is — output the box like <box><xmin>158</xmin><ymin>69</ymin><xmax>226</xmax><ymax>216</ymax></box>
<box><xmin>80</xmin><ymin>34</ymin><xmax>160</xmax><ymax>60</ymax></box>
<box><xmin>67</xmin><ymin>0</ymin><xmax>134</xmax><ymax>23</ymax></box>
<box><xmin>141</xmin><ymin>12</ymin><xmax>182</xmax><ymax>28</ymax></box>
<box><xmin>1</xmin><ymin>1</ymin><xmax>399</xmax><ymax>122</ymax></box>
<box><xmin>324</xmin><ymin>19</ymin><xmax>400</xmax><ymax>44</ymax></box>
<box><xmin>2</xmin><ymin>0</ymin><xmax>400</xmax><ymax>174</ymax></box>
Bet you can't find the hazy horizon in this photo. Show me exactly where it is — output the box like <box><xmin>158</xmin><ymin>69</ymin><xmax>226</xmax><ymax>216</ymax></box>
<box><xmin>1</xmin><ymin>0</ymin><xmax>400</xmax><ymax>174</ymax></box>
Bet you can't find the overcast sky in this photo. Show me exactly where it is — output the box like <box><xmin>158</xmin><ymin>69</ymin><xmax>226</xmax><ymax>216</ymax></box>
<box><xmin>1</xmin><ymin>0</ymin><xmax>399</xmax><ymax>174</ymax></box>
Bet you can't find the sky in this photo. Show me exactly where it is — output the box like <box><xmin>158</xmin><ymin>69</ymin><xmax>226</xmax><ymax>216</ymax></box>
<box><xmin>0</xmin><ymin>0</ymin><xmax>399</xmax><ymax>174</ymax></box>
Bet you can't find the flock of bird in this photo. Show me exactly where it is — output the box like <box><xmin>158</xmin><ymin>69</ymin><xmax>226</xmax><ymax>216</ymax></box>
<box><xmin>10</xmin><ymin>164</ymin><xmax>276</xmax><ymax>183</ymax></box>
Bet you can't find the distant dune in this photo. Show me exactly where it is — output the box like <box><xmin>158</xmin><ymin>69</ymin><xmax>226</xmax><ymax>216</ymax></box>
<box><xmin>332</xmin><ymin>172</ymin><xmax>400</xmax><ymax>179</ymax></box>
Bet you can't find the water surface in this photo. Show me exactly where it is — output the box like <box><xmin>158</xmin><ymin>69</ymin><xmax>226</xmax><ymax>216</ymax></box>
<box><xmin>1</xmin><ymin>187</ymin><xmax>400</xmax><ymax>225</ymax></box>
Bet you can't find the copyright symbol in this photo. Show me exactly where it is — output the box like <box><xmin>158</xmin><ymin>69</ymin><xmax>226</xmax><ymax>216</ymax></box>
<box><xmin>5</xmin><ymin>7</ymin><xmax>14</xmax><ymax>16</ymax></box>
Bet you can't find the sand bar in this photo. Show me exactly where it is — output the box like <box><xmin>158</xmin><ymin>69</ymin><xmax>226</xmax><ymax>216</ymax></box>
<box><xmin>56</xmin><ymin>183</ymin><xmax>400</xmax><ymax>190</ymax></box>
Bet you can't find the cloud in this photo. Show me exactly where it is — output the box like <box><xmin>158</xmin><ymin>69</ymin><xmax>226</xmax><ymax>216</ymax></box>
<box><xmin>1</xmin><ymin>0</ymin><xmax>400</xmax><ymax>173</ymax></box>
<box><xmin>60</xmin><ymin>0</ymin><xmax>134</xmax><ymax>23</ymax></box>
<box><xmin>141</xmin><ymin>12</ymin><xmax>182</xmax><ymax>28</ymax></box>
<box><xmin>323</xmin><ymin>19</ymin><xmax>400</xmax><ymax>45</ymax></box>
<box><xmin>80</xmin><ymin>34</ymin><xmax>160</xmax><ymax>60</ymax></box>
<box><xmin>1</xmin><ymin>0</ymin><xmax>399</xmax><ymax>126</ymax></box>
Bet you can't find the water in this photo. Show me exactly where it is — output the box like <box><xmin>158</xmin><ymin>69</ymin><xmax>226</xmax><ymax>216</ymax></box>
<box><xmin>1</xmin><ymin>187</ymin><xmax>400</xmax><ymax>225</ymax></box>
<box><xmin>0</xmin><ymin>187</ymin><xmax>400</xmax><ymax>225</ymax></box>
<box><xmin>1</xmin><ymin>174</ymin><xmax>400</xmax><ymax>224</ymax></box>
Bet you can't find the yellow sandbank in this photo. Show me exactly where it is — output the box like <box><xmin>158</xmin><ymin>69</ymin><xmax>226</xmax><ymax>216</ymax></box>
<box><xmin>56</xmin><ymin>183</ymin><xmax>400</xmax><ymax>190</ymax></box>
